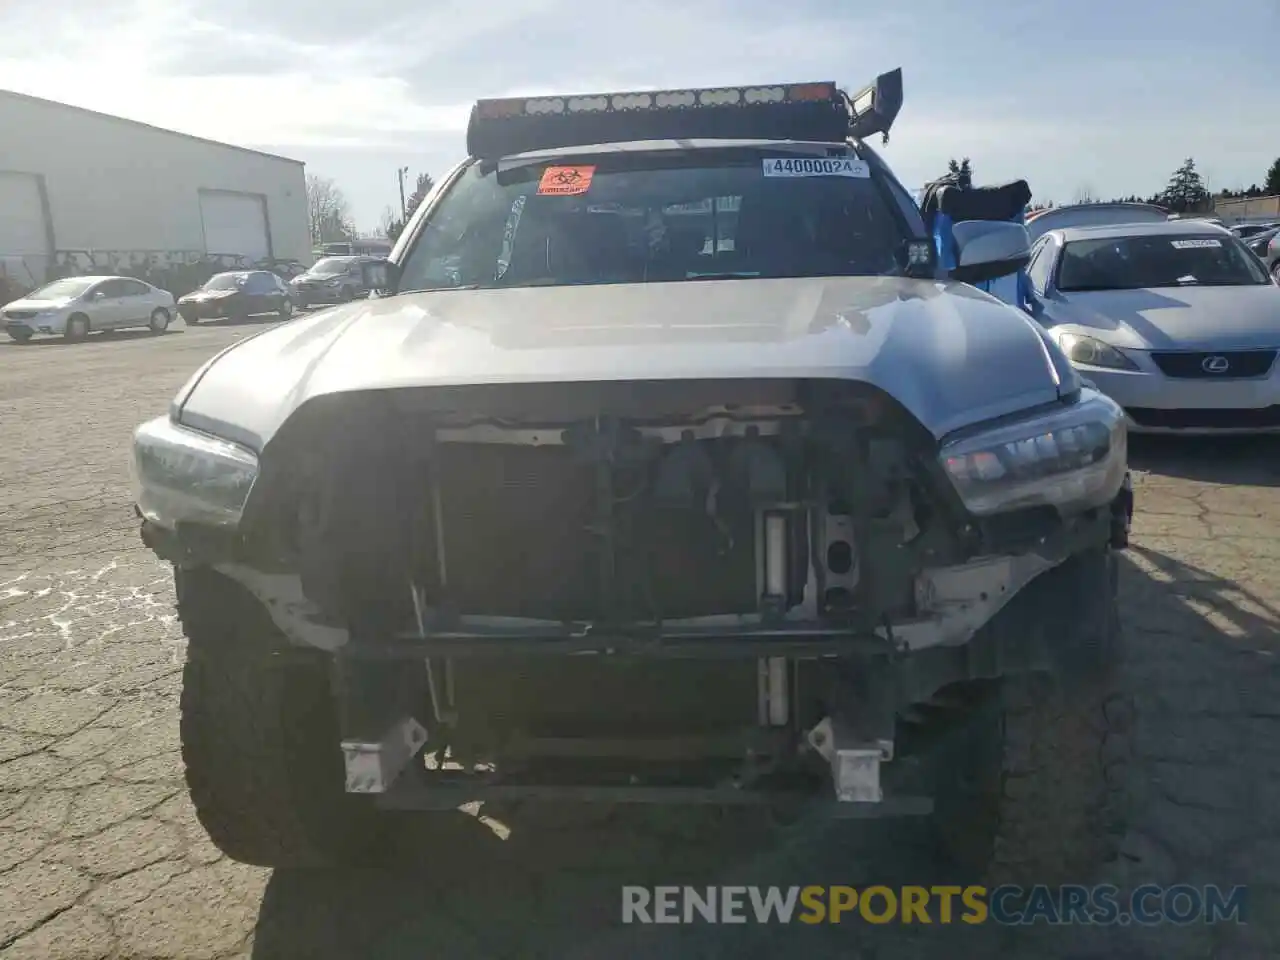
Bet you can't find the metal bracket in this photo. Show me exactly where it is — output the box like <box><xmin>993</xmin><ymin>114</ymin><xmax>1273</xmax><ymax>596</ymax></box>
<box><xmin>806</xmin><ymin>716</ymin><xmax>893</xmax><ymax>803</ymax></box>
<box><xmin>342</xmin><ymin>717</ymin><xmax>429</xmax><ymax>794</ymax></box>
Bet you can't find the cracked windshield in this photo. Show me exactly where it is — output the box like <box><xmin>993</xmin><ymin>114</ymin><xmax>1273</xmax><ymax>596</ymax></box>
<box><xmin>2</xmin><ymin>1</ymin><xmax>1279</xmax><ymax>958</ymax></box>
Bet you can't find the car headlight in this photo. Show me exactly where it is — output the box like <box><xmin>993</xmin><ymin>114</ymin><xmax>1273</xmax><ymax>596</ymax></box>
<box><xmin>939</xmin><ymin>389</ymin><xmax>1127</xmax><ymax>517</ymax></box>
<box><xmin>326</xmin><ymin>278</ymin><xmax>344</xmax><ymax>287</ymax></box>
<box><xmin>1056</xmin><ymin>332</ymin><xmax>1137</xmax><ymax>370</ymax></box>
<box><xmin>133</xmin><ymin>416</ymin><xmax>259</xmax><ymax>529</ymax></box>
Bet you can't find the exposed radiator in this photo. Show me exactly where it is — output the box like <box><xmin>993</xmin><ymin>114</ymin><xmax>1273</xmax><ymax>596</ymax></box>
<box><xmin>435</xmin><ymin>443</ymin><xmax>758</xmax><ymax>621</ymax></box>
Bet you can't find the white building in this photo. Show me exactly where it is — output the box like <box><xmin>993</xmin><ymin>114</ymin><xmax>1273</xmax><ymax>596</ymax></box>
<box><xmin>0</xmin><ymin>89</ymin><xmax>310</xmax><ymax>292</ymax></box>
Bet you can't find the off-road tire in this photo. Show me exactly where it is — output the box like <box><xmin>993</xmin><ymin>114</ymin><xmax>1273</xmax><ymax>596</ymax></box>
<box><xmin>177</xmin><ymin>567</ymin><xmax>389</xmax><ymax>868</ymax></box>
<box><xmin>931</xmin><ymin>548</ymin><xmax>1132</xmax><ymax>887</ymax></box>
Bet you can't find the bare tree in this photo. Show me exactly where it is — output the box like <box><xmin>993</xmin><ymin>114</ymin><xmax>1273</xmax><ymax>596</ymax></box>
<box><xmin>378</xmin><ymin>206</ymin><xmax>399</xmax><ymax>239</ymax></box>
<box><xmin>307</xmin><ymin>174</ymin><xmax>355</xmax><ymax>245</ymax></box>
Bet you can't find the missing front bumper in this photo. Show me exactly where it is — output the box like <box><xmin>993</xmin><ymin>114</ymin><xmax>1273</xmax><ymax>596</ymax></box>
<box><xmin>374</xmin><ymin>778</ymin><xmax>934</xmax><ymax>817</ymax></box>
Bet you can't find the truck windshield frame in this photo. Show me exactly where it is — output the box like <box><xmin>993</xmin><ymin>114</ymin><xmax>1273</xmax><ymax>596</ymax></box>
<box><xmin>397</xmin><ymin>148</ymin><xmax>911</xmax><ymax>294</ymax></box>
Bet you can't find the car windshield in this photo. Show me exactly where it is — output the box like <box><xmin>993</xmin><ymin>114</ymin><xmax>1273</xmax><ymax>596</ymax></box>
<box><xmin>244</xmin><ymin>272</ymin><xmax>276</xmax><ymax>291</ymax></box>
<box><xmin>1057</xmin><ymin>233</ymin><xmax>1270</xmax><ymax>291</ymax></box>
<box><xmin>397</xmin><ymin>149</ymin><xmax>906</xmax><ymax>293</ymax></box>
<box><xmin>203</xmin><ymin>273</ymin><xmax>246</xmax><ymax>291</ymax></box>
<box><xmin>311</xmin><ymin>258</ymin><xmax>353</xmax><ymax>274</ymax></box>
<box><xmin>26</xmin><ymin>277</ymin><xmax>98</xmax><ymax>300</ymax></box>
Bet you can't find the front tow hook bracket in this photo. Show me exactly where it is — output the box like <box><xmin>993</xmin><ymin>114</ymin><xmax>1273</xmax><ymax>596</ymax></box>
<box><xmin>342</xmin><ymin>717</ymin><xmax>429</xmax><ymax>794</ymax></box>
<box><xmin>806</xmin><ymin>716</ymin><xmax>892</xmax><ymax>804</ymax></box>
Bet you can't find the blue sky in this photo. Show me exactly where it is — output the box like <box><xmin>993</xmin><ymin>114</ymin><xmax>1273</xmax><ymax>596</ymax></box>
<box><xmin>1</xmin><ymin>0</ymin><xmax>1276</xmax><ymax>230</ymax></box>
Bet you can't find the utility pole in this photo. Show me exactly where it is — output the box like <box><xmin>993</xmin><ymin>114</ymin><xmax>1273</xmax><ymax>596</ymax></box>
<box><xmin>397</xmin><ymin>166</ymin><xmax>409</xmax><ymax>221</ymax></box>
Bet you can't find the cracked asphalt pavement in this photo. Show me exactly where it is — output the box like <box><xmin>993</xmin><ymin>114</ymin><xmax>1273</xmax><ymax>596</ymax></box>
<box><xmin>2</xmin><ymin>322</ymin><xmax>1280</xmax><ymax>958</ymax></box>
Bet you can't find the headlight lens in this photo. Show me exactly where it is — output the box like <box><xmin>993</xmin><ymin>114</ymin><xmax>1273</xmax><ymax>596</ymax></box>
<box><xmin>133</xmin><ymin>417</ymin><xmax>259</xmax><ymax>528</ymax></box>
<box><xmin>1056</xmin><ymin>332</ymin><xmax>1137</xmax><ymax>370</ymax></box>
<box><xmin>940</xmin><ymin>389</ymin><xmax>1127</xmax><ymax>517</ymax></box>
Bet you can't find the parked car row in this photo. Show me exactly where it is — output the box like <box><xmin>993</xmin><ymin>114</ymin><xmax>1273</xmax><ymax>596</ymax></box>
<box><xmin>2</xmin><ymin>255</ymin><xmax>379</xmax><ymax>342</ymax></box>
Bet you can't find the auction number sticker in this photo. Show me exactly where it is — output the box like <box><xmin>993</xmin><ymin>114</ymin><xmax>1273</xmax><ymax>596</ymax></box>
<box><xmin>1170</xmin><ymin>238</ymin><xmax>1222</xmax><ymax>249</ymax></box>
<box><xmin>762</xmin><ymin>157</ymin><xmax>870</xmax><ymax>179</ymax></box>
<box><xmin>537</xmin><ymin>165</ymin><xmax>596</xmax><ymax>196</ymax></box>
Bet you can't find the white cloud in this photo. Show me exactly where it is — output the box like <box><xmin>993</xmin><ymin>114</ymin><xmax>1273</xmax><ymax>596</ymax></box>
<box><xmin>0</xmin><ymin>0</ymin><xmax>472</xmax><ymax>149</ymax></box>
<box><xmin>2</xmin><ymin>0</ymin><xmax>1275</xmax><ymax>225</ymax></box>
<box><xmin>0</xmin><ymin>0</ymin><xmax>896</xmax><ymax>157</ymax></box>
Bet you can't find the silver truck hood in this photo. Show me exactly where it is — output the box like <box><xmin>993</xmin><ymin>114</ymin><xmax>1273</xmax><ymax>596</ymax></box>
<box><xmin>177</xmin><ymin>276</ymin><xmax>1070</xmax><ymax>450</ymax></box>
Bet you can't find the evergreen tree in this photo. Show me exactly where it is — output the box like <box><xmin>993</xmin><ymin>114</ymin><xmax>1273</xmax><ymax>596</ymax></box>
<box><xmin>1265</xmin><ymin>158</ymin><xmax>1280</xmax><ymax>196</ymax></box>
<box><xmin>1158</xmin><ymin>158</ymin><xmax>1209</xmax><ymax>213</ymax></box>
<box><xmin>386</xmin><ymin>172</ymin><xmax>437</xmax><ymax>243</ymax></box>
<box><xmin>946</xmin><ymin>157</ymin><xmax>973</xmax><ymax>187</ymax></box>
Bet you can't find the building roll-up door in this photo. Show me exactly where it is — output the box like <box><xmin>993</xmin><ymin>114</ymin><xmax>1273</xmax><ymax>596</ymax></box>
<box><xmin>0</xmin><ymin>171</ymin><xmax>52</xmax><ymax>292</ymax></box>
<box><xmin>198</xmin><ymin>189</ymin><xmax>271</xmax><ymax>263</ymax></box>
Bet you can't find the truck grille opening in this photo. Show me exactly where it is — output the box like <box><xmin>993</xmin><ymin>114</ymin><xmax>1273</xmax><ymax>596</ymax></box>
<box><xmin>276</xmin><ymin>379</ymin><xmax>934</xmax><ymax>630</ymax></box>
<box><xmin>437</xmin><ymin>443</ymin><xmax>758</xmax><ymax>621</ymax></box>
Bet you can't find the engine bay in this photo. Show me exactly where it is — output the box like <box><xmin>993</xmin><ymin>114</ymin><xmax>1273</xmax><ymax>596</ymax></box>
<box><xmin>250</xmin><ymin>378</ymin><xmax>959</xmax><ymax>635</ymax></box>
<box><xmin>150</xmin><ymin>378</ymin><xmax>1122</xmax><ymax>807</ymax></box>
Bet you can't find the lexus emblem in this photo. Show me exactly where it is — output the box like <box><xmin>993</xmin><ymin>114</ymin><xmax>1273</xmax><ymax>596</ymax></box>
<box><xmin>1201</xmin><ymin>355</ymin><xmax>1231</xmax><ymax>374</ymax></box>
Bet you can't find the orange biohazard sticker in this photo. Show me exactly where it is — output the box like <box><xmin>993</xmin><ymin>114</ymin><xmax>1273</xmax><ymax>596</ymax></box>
<box><xmin>537</xmin><ymin>165</ymin><xmax>596</xmax><ymax>196</ymax></box>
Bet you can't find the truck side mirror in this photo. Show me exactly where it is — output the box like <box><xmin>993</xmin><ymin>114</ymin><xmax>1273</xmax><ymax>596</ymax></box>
<box><xmin>362</xmin><ymin>259</ymin><xmax>400</xmax><ymax>293</ymax></box>
<box><xmin>949</xmin><ymin>221</ymin><xmax>1032</xmax><ymax>284</ymax></box>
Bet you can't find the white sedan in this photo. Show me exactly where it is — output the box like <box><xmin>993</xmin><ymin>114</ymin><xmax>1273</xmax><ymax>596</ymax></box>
<box><xmin>2</xmin><ymin>275</ymin><xmax>176</xmax><ymax>343</ymax></box>
<box><xmin>1026</xmin><ymin>220</ymin><xmax>1280</xmax><ymax>433</ymax></box>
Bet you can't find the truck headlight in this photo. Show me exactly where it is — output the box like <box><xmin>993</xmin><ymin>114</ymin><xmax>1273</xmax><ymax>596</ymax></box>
<box><xmin>939</xmin><ymin>389</ymin><xmax>1127</xmax><ymax>517</ymax></box>
<box><xmin>133</xmin><ymin>416</ymin><xmax>258</xmax><ymax>528</ymax></box>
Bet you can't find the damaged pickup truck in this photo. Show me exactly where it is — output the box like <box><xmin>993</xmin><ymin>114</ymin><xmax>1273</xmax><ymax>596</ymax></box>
<box><xmin>132</xmin><ymin>70</ymin><xmax>1135</xmax><ymax>883</ymax></box>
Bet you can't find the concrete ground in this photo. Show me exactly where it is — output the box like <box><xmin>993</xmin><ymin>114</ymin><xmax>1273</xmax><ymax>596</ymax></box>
<box><xmin>1</xmin><ymin>319</ymin><xmax>1279</xmax><ymax>959</ymax></box>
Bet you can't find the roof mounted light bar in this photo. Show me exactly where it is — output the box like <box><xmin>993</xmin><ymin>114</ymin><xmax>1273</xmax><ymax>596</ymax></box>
<box><xmin>465</xmin><ymin>71</ymin><xmax>905</xmax><ymax>160</ymax></box>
